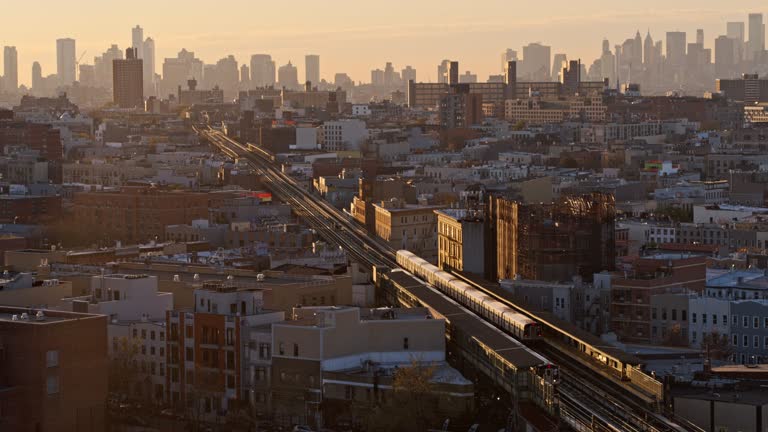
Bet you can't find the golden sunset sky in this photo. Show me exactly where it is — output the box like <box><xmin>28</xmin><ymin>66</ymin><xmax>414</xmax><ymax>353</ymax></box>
<box><xmin>3</xmin><ymin>0</ymin><xmax>767</xmax><ymax>86</ymax></box>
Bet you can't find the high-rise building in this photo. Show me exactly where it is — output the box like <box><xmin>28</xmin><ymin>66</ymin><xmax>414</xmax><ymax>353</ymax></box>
<box><xmin>384</xmin><ymin>62</ymin><xmax>396</xmax><ymax>87</ymax></box>
<box><xmin>161</xmin><ymin>49</ymin><xmax>203</xmax><ymax>97</ymax></box>
<box><xmin>665</xmin><ymin>32</ymin><xmax>687</xmax><ymax>67</ymax></box>
<box><xmin>490</xmin><ymin>193</ymin><xmax>616</xmax><ymax>282</ymax></box>
<box><xmin>449</xmin><ymin>61</ymin><xmax>459</xmax><ymax>86</ymax></box>
<box><xmin>31</xmin><ymin>61</ymin><xmax>42</xmax><ymax>93</ymax></box>
<box><xmin>94</xmin><ymin>44</ymin><xmax>123</xmax><ymax>89</ymax></box>
<box><xmin>250</xmin><ymin>54</ymin><xmax>276</xmax><ymax>87</ymax></box>
<box><xmin>552</xmin><ymin>53</ymin><xmax>567</xmax><ymax>82</ymax></box>
<box><xmin>643</xmin><ymin>31</ymin><xmax>655</xmax><ymax>66</ymax></box>
<box><xmin>371</xmin><ymin>68</ymin><xmax>384</xmax><ymax>86</ymax></box>
<box><xmin>715</xmin><ymin>35</ymin><xmax>736</xmax><ymax>78</ymax></box>
<box><xmin>240</xmin><ymin>64</ymin><xmax>250</xmax><ymax>86</ymax></box>
<box><xmin>143</xmin><ymin>37</ymin><xmax>155</xmax><ymax>95</ymax></box>
<box><xmin>501</xmin><ymin>49</ymin><xmax>518</xmax><ymax>73</ymax></box>
<box><xmin>521</xmin><ymin>42</ymin><xmax>551</xmax><ymax>80</ymax></box>
<box><xmin>437</xmin><ymin>59</ymin><xmax>450</xmax><ymax>84</ymax></box>
<box><xmin>401</xmin><ymin>66</ymin><xmax>416</xmax><ymax>84</ymax></box>
<box><xmin>277</xmin><ymin>61</ymin><xmax>299</xmax><ymax>90</ymax></box>
<box><xmin>727</xmin><ymin>22</ymin><xmax>746</xmax><ymax>62</ymax></box>
<box><xmin>56</xmin><ymin>38</ymin><xmax>76</xmax><ymax>86</ymax></box>
<box><xmin>131</xmin><ymin>25</ymin><xmax>144</xmax><ymax>59</ymax></box>
<box><xmin>458</xmin><ymin>71</ymin><xmax>477</xmax><ymax>84</ymax></box>
<box><xmin>3</xmin><ymin>46</ymin><xmax>18</xmax><ymax>91</ymax></box>
<box><xmin>632</xmin><ymin>30</ymin><xmax>643</xmax><ymax>68</ymax></box>
<box><xmin>113</xmin><ymin>48</ymin><xmax>144</xmax><ymax>109</ymax></box>
<box><xmin>305</xmin><ymin>54</ymin><xmax>320</xmax><ymax>87</ymax></box>
<box><xmin>439</xmin><ymin>85</ymin><xmax>483</xmax><ymax>129</ymax></box>
<box><xmin>748</xmin><ymin>13</ymin><xmax>765</xmax><ymax>60</ymax></box>
<box><xmin>562</xmin><ymin>60</ymin><xmax>581</xmax><ymax>93</ymax></box>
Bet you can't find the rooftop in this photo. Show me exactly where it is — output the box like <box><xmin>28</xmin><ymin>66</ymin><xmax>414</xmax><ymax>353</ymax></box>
<box><xmin>0</xmin><ymin>306</ymin><xmax>103</xmax><ymax>324</ymax></box>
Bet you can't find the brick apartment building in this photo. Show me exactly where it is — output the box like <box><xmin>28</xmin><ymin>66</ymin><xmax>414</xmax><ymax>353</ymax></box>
<box><xmin>72</xmin><ymin>186</ymin><xmax>210</xmax><ymax>243</ymax></box>
<box><xmin>610</xmin><ymin>254</ymin><xmax>707</xmax><ymax>344</ymax></box>
<box><xmin>0</xmin><ymin>306</ymin><xmax>108</xmax><ymax>432</ymax></box>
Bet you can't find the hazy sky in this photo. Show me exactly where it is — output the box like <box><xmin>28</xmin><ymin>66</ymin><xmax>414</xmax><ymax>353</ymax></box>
<box><xmin>3</xmin><ymin>0</ymin><xmax>767</xmax><ymax>87</ymax></box>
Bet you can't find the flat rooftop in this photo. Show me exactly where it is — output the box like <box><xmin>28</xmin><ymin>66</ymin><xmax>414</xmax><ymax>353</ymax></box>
<box><xmin>0</xmin><ymin>307</ymin><xmax>102</xmax><ymax>324</ymax></box>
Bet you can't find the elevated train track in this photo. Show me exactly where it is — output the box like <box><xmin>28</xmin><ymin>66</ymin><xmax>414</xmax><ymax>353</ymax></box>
<box><xmin>198</xmin><ymin>126</ymin><xmax>701</xmax><ymax>432</ymax></box>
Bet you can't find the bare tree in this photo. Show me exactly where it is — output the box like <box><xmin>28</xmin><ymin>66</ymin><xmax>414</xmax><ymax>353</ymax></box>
<box><xmin>367</xmin><ymin>360</ymin><xmax>440</xmax><ymax>432</ymax></box>
<box><xmin>701</xmin><ymin>331</ymin><xmax>733</xmax><ymax>362</ymax></box>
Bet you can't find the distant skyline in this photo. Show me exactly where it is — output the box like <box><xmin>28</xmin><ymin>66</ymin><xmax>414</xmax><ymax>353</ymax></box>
<box><xmin>2</xmin><ymin>0</ymin><xmax>768</xmax><ymax>87</ymax></box>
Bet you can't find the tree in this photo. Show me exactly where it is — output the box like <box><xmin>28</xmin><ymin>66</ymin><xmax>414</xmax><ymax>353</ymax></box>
<box><xmin>366</xmin><ymin>360</ymin><xmax>440</xmax><ymax>432</ymax></box>
<box><xmin>664</xmin><ymin>323</ymin><xmax>687</xmax><ymax>346</ymax></box>
<box><xmin>109</xmin><ymin>336</ymin><xmax>142</xmax><ymax>399</ymax></box>
<box><xmin>701</xmin><ymin>331</ymin><xmax>733</xmax><ymax>362</ymax></box>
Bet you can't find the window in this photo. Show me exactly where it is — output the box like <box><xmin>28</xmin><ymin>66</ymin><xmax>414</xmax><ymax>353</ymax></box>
<box><xmin>723</xmin><ymin>315</ymin><xmax>728</xmax><ymax>326</ymax></box>
<box><xmin>754</xmin><ymin>317</ymin><xmax>760</xmax><ymax>329</ymax></box>
<box><xmin>713</xmin><ymin>315</ymin><xmax>717</xmax><ymax>325</ymax></box>
<box><xmin>661</xmin><ymin>309</ymin><xmax>667</xmax><ymax>320</ymax></box>
<box><xmin>682</xmin><ymin>310</ymin><xmax>687</xmax><ymax>321</ymax></box>
<box><xmin>692</xmin><ymin>313</ymin><xmax>697</xmax><ymax>324</ymax></box>
<box><xmin>46</xmin><ymin>350</ymin><xmax>59</xmax><ymax>368</ymax></box>
<box><xmin>754</xmin><ymin>335</ymin><xmax>760</xmax><ymax>348</ymax></box>
<box><xmin>185</xmin><ymin>347</ymin><xmax>193</xmax><ymax>361</ymax></box>
<box><xmin>743</xmin><ymin>335</ymin><xmax>749</xmax><ymax>347</ymax></box>
<box><xmin>226</xmin><ymin>328</ymin><xmax>234</xmax><ymax>346</ymax></box>
<box><xmin>185</xmin><ymin>325</ymin><xmax>193</xmax><ymax>338</ymax></box>
<box><xmin>403</xmin><ymin>337</ymin><xmax>409</xmax><ymax>350</ymax></box>
<box><xmin>764</xmin><ymin>336</ymin><xmax>768</xmax><ymax>348</ymax></box>
<box><xmin>141</xmin><ymin>330</ymin><xmax>147</xmax><ymax>339</ymax></box>
<box><xmin>259</xmin><ymin>343</ymin><xmax>270</xmax><ymax>360</ymax></box>
<box><xmin>133</xmin><ymin>329</ymin><xmax>138</xmax><ymax>338</ymax></box>
<box><xmin>227</xmin><ymin>375</ymin><xmax>235</xmax><ymax>389</ymax></box>
<box><xmin>279</xmin><ymin>342</ymin><xmax>285</xmax><ymax>355</ymax></box>
<box><xmin>46</xmin><ymin>375</ymin><xmax>59</xmax><ymax>395</ymax></box>
<box><xmin>227</xmin><ymin>351</ymin><xmax>235</xmax><ymax>369</ymax></box>
<box><xmin>743</xmin><ymin>316</ymin><xmax>749</xmax><ymax>328</ymax></box>
<box><xmin>733</xmin><ymin>315</ymin><xmax>738</xmax><ymax>326</ymax></box>
<box><xmin>150</xmin><ymin>346</ymin><xmax>156</xmax><ymax>356</ymax></box>
<box><xmin>293</xmin><ymin>343</ymin><xmax>299</xmax><ymax>357</ymax></box>
<box><xmin>703</xmin><ymin>314</ymin><xmax>707</xmax><ymax>324</ymax></box>
<box><xmin>733</xmin><ymin>334</ymin><xmax>738</xmax><ymax>346</ymax></box>
<box><xmin>672</xmin><ymin>309</ymin><xmax>677</xmax><ymax>321</ymax></box>
<box><xmin>765</xmin><ymin>317</ymin><xmax>768</xmax><ymax>328</ymax></box>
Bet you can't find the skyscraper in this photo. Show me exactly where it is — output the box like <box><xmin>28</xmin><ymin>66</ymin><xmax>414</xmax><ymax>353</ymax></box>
<box><xmin>132</xmin><ymin>25</ymin><xmax>144</xmax><ymax>59</ymax></box>
<box><xmin>501</xmin><ymin>49</ymin><xmax>518</xmax><ymax>74</ymax></box>
<box><xmin>401</xmin><ymin>66</ymin><xmax>416</xmax><ymax>84</ymax></box>
<box><xmin>643</xmin><ymin>31</ymin><xmax>655</xmax><ymax>65</ymax></box>
<box><xmin>277</xmin><ymin>61</ymin><xmax>299</xmax><ymax>90</ymax></box>
<box><xmin>56</xmin><ymin>38</ymin><xmax>76</xmax><ymax>86</ymax></box>
<box><xmin>665</xmin><ymin>32</ymin><xmax>687</xmax><ymax>66</ymax></box>
<box><xmin>552</xmin><ymin>53</ymin><xmax>567</xmax><ymax>82</ymax></box>
<box><xmin>437</xmin><ymin>60</ymin><xmax>450</xmax><ymax>83</ymax></box>
<box><xmin>250</xmin><ymin>54</ymin><xmax>276</xmax><ymax>87</ymax></box>
<box><xmin>94</xmin><ymin>44</ymin><xmax>123</xmax><ymax>89</ymax></box>
<box><xmin>696</xmin><ymin>29</ymin><xmax>704</xmax><ymax>45</ymax></box>
<box><xmin>3</xmin><ymin>46</ymin><xmax>18</xmax><ymax>91</ymax></box>
<box><xmin>31</xmin><ymin>61</ymin><xmax>42</xmax><ymax>93</ymax></box>
<box><xmin>305</xmin><ymin>54</ymin><xmax>320</xmax><ymax>87</ymax></box>
<box><xmin>748</xmin><ymin>13</ymin><xmax>765</xmax><ymax>60</ymax></box>
<box><xmin>521</xmin><ymin>42</ymin><xmax>551</xmax><ymax>80</ymax></box>
<box><xmin>143</xmin><ymin>37</ymin><xmax>155</xmax><ymax>95</ymax></box>
<box><xmin>727</xmin><ymin>21</ymin><xmax>746</xmax><ymax>62</ymax></box>
<box><xmin>240</xmin><ymin>64</ymin><xmax>250</xmax><ymax>87</ymax></box>
<box><xmin>715</xmin><ymin>35</ymin><xmax>736</xmax><ymax>78</ymax></box>
<box><xmin>113</xmin><ymin>47</ymin><xmax>144</xmax><ymax>109</ymax></box>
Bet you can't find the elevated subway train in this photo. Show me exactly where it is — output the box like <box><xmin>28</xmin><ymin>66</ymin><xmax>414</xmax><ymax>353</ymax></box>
<box><xmin>396</xmin><ymin>250</ymin><xmax>542</xmax><ymax>341</ymax></box>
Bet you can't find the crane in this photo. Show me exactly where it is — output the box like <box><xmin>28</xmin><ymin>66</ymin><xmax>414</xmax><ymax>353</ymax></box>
<box><xmin>75</xmin><ymin>50</ymin><xmax>87</xmax><ymax>82</ymax></box>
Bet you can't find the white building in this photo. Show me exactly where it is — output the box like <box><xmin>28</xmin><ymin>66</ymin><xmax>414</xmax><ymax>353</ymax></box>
<box><xmin>320</xmin><ymin>119</ymin><xmax>368</xmax><ymax>152</ymax></box>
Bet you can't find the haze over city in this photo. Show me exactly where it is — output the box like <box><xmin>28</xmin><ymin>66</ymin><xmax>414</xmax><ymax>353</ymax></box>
<box><xmin>6</xmin><ymin>2</ymin><xmax>768</xmax><ymax>432</ymax></box>
<box><xmin>3</xmin><ymin>0</ymin><xmax>768</xmax><ymax>86</ymax></box>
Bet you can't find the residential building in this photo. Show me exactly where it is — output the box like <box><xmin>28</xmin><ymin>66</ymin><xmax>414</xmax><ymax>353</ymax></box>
<box><xmin>113</xmin><ymin>48</ymin><xmax>144</xmax><ymax>109</ymax></box>
<box><xmin>373</xmin><ymin>199</ymin><xmax>445</xmax><ymax>262</ymax></box>
<box><xmin>0</xmin><ymin>306</ymin><xmax>108</xmax><ymax>432</ymax></box>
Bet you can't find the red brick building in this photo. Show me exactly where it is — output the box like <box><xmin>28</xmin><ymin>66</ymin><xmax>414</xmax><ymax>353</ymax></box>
<box><xmin>610</xmin><ymin>254</ymin><xmax>707</xmax><ymax>343</ymax></box>
<box><xmin>0</xmin><ymin>195</ymin><xmax>62</xmax><ymax>224</ymax></box>
<box><xmin>0</xmin><ymin>306</ymin><xmax>108</xmax><ymax>432</ymax></box>
<box><xmin>72</xmin><ymin>186</ymin><xmax>211</xmax><ymax>244</ymax></box>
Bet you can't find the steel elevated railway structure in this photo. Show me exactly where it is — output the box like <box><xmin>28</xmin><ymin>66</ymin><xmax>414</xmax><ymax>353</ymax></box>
<box><xmin>197</xmin><ymin>125</ymin><xmax>702</xmax><ymax>432</ymax></box>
